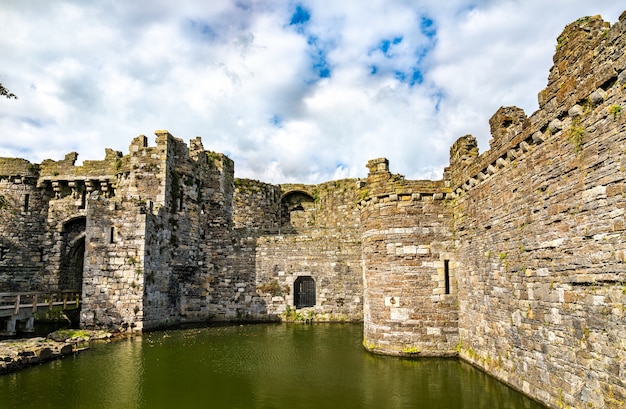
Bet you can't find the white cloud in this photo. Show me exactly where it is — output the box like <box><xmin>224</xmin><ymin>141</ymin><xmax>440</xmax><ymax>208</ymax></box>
<box><xmin>0</xmin><ymin>0</ymin><xmax>624</xmax><ymax>183</ymax></box>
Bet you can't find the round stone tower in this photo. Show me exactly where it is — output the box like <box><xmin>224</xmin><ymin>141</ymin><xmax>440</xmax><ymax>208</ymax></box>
<box><xmin>359</xmin><ymin>158</ymin><xmax>459</xmax><ymax>356</ymax></box>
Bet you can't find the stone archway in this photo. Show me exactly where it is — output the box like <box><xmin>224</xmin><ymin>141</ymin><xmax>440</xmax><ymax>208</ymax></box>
<box><xmin>59</xmin><ymin>217</ymin><xmax>86</xmax><ymax>291</ymax></box>
<box><xmin>280</xmin><ymin>191</ymin><xmax>315</xmax><ymax>229</ymax></box>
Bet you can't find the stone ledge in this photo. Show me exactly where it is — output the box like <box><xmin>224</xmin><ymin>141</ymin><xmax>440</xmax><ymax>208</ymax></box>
<box><xmin>0</xmin><ymin>329</ymin><xmax>114</xmax><ymax>375</ymax></box>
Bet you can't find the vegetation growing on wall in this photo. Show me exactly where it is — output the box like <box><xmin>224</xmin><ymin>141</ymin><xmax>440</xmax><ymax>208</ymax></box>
<box><xmin>256</xmin><ymin>279</ymin><xmax>289</xmax><ymax>296</ymax></box>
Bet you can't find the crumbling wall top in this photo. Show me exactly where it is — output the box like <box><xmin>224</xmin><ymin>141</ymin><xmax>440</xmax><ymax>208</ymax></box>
<box><xmin>446</xmin><ymin>12</ymin><xmax>626</xmax><ymax>194</ymax></box>
<box><xmin>538</xmin><ymin>14</ymin><xmax>622</xmax><ymax>114</ymax></box>
<box><xmin>488</xmin><ymin>106</ymin><xmax>528</xmax><ymax>152</ymax></box>
<box><xmin>39</xmin><ymin>149</ymin><xmax>122</xmax><ymax>180</ymax></box>
<box><xmin>366</xmin><ymin>158</ymin><xmax>389</xmax><ymax>174</ymax></box>
<box><xmin>362</xmin><ymin>157</ymin><xmax>447</xmax><ymax>204</ymax></box>
<box><xmin>449</xmin><ymin>135</ymin><xmax>479</xmax><ymax>168</ymax></box>
<box><xmin>0</xmin><ymin>157</ymin><xmax>39</xmax><ymax>180</ymax></box>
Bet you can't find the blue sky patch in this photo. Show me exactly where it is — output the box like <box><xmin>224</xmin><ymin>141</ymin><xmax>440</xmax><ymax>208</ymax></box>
<box><xmin>290</xmin><ymin>4</ymin><xmax>311</xmax><ymax>26</ymax></box>
<box><xmin>382</xmin><ymin>14</ymin><xmax>437</xmax><ymax>87</ymax></box>
<box><xmin>391</xmin><ymin>68</ymin><xmax>423</xmax><ymax>87</ymax></box>
<box><xmin>378</xmin><ymin>36</ymin><xmax>403</xmax><ymax>56</ymax></box>
<box><xmin>270</xmin><ymin>115</ymin><xmax>283</xmax><ymax>127</ymax></box>
<box><xmin>288</xmin><ymin>6</ymin><xmax>331</xmax><ymax>80</ymax></box>
<box><xmin>335</xmin><ymin>162</ymin><xmax>346</xmax><ymax>169</ymax></box>
<box><xmin>312</xmin><ymin>49</ymin><xmax>331</xmax><ymax>78</ymax></box>
<box><xmin>420</xmin><ymin>16</ymin><xmax>436</xmax><ymax>38</ymax></box>
<box><xmin>431</xmin><ymin>89</ymin><xmax>445</xmax><ymax>112</ymax></box>
<box><xmin>305</xmin><ymin>35</ymin><xmax>332</xmax><ymax>80</ymax></box>
<box><xmin>410</xmin><ymin>69</ymin><xmax>423</xmax><ymax>86</ymax></box>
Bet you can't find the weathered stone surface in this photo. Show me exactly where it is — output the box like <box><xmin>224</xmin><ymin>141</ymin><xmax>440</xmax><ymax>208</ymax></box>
<box><xmin>0</xmin><ymin>337</ymin><xmax>77</xmax><ymax>374</ymax></box>
<box><xmin>0</xmin><ymin>330</ymin><xmax>113</xmax><ymax>374</ymax></box>
<box><xmin>443</xmin><ymin>12</ymin><xmax>626</xmax><ymax>409</ymax></box>
<box><xmin>1</xmin><ymin>11</ymin><xmax>625</xmax><ymax>409</ymax></box>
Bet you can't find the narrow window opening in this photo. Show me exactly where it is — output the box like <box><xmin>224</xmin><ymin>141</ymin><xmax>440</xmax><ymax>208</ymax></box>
<box><xmin>23</xmin><ymin>193</ymin><xmax>30</xmax><ymax>212</ymax></box>
<box><xmin>178</xmin><ymin>189</ymin><xmax>184</xmax><ymax>213</ymax></box>
<box><xmin>444</xmin><ymin>260</ymin><xmax>450</xmax><ymax>295</ymax></box>
<box><xmin>79</xmin><ymin>190</ymin><xmax>86</xmax><ymax>209</ymax></box>
<box><xmin>39</xmin><ymin>248</ymin><xmax>45</xmax><ymax>262</ymax></box>
<box><xmin>109</xmin><ymin>227</ymin><xmax>115</xmax><ymax>244</ymax></box>
<box><xmin>0</xmin><ymin>246</ymin><xmax>7</xmax><ymax>261</ymax></box>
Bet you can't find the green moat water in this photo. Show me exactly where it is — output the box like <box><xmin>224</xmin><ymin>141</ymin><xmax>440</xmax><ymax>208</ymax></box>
<box><xmin>1</xmin><ymin>324</ymin><xmax>546</xmax><ymax>409</ymax></box>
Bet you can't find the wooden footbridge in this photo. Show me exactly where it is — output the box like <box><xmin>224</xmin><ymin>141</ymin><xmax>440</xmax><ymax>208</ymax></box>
<box><xmin>0</xmin><ymin>291</ymin><xmax>81</xmax><ymax>335</ymax></box>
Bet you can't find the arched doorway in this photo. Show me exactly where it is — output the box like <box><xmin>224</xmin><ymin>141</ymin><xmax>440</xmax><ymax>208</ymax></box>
<box><xmin>60</xmin><ymin>236</ymin><xmax>85</xmax><ymax>290</ymax></box>
<box><xmin>294</xmin><ymin>276</ymin><xmax>316</xmax><ymax>308</ymax></box>
<box><xmin>59</xmin><ymin>217</ymin><xmax>86</xmax><ymax>291</ymax></box>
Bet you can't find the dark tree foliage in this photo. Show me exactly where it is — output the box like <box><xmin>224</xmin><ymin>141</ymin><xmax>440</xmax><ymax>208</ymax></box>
<box><xmin>0</xmin><ymin>83</ymin><xmax>17</xmax><ymax>99</ymax></box>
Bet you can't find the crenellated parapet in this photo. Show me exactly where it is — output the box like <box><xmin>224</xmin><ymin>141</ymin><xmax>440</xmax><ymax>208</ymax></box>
<box><xmin>447</xmin><ymin>12</ymin><xmax>626</xmax><ymax>202</ymax></box>
<box><xmin>0</xmin><ymin>158</ymin><xmax>39</xmax><ymax>185</ymax></box>
<box><xmin>37</xmin><ymin>149</ymin><xmax>122</xmax><ymax>201</ymax></box>
<box><xmin>446</xmin><ymin>105</ymin><xmax>536</xmax><ymax>194</ymax></box>
<box><xmin>360</xmin><ymin>157</ymin><xmax>449</xmax><ymax>207</ymax></box>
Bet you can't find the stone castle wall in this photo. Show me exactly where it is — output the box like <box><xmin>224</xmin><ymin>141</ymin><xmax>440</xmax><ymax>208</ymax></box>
<box><xmin>1</xmin><ymin>11</ymin><xmax>625</xmax><ymax>409</ymax></box>
<box><xmin>231</xmin><ymin>178</ymin><xmax>364</xmax><ymax>321</ymax></box>
<box><xmin>445</xmin><ymin>14</ymin><xmax>626</xmax><ymax>409</ymax></box>
<box><xmin>0</xmin><ymin>159</ymin><xmax>48</xmax><ymax>291</ymax></box>
<box><xmin>353</xmin><ymin>13</ymin><xmax>626</xmax><ymax>408</ymax></box>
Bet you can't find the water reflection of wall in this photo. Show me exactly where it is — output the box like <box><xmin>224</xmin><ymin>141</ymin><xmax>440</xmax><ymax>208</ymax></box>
<box><xmin>0</xmin><ymin>337</ymin><xmax>143</xmax><ymax>408</ymax></box>
<box><xmin>74</xmin><ymin>338</ymin><xmax>143</xmax><ymax>408</ymax></box>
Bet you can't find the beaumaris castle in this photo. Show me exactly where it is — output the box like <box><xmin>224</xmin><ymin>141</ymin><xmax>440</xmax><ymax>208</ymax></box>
<box><xmin>1</xmin><ymin>12</ymin><xmax>626</xmax><ymax>409</ymax></box>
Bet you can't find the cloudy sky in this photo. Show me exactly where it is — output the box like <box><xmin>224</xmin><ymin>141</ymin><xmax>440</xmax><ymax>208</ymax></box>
<box><xmin>0</xmin><ymin>1</ymin><xmax>623</xmax><ymax>183</ymax></box>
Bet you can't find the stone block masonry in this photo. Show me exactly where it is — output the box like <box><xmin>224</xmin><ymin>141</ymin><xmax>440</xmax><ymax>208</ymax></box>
<box><xmin>360</xmin><ymin>159</ymin><xmax>458</xmax><ymax>356</ymax></box>
<box><xmin>232</xmin><ymin>178</ymin><xmax>364</xmax><ymax>322</ymax></box>
<box><xmin>0</xmin><ymin>11</ymin><xmax>625</xmax><ymax>409</ymax></box>
<box><xmin>445</xmin><ymin>13</ymin><xmax>626</xmax><ymax>409</ymax></box>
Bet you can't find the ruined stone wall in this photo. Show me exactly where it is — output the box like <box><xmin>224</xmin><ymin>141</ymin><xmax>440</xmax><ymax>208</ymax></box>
<box><xmin>1</xmin><ymin>12</ymin><xmax>625</xmax><ymax>409</ymax></box>
<box><xmin>37</xmin><ymin>149</ymin><xmax>121</xmax><ymax>293</ymax></box>
<box><xmin>448</xmin><ymin>14</ymin><xmax>626</xmax><ymax>409</ymax></box>
<box><xmin>109</xmin><ymin>133</ymin><xmax>169</xmax><ymax>330</ymax></box>
<box><xmin>360</xmin><ymin>158</ymin><xmax>458</xmax><ymax>356</ymax></box>
<box><xmin>233</xmin><ymin>178</ymin><xmax>282</xmax><ymax>231</ymax></box>
<box><xmin>75</xmin><ymin>135</ymin><xmax>162</xmax><ymax>331</ymax></box>
<box><xmin>78</xmin><ymin>131</ymin><xmax>239</xmax><ymax>331</ymax></box>
<box><xmin>230</xmin><ymin>178</ymin><xmax>364</xmax><ymax>321</ymax></box>
<box><xmin>213</xmin><ymin>179</ymin><xmax>284</xmax><ymax>321</ymax></box>
<box><xmin>0</xmin><ymin>160</ymin><xmax>48</xmax><ymax>291</ymax></box>
<box><xmin>81</xmin><ymin>196</ymin><xmax>146</xmax><ymax>331</ymax></box>
<box><xmin>165</xmin><ymin>135</ymin><xmax>235</xmax><ymax>325</ymax></box>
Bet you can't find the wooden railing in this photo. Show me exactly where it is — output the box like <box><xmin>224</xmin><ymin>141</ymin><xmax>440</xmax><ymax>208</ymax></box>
<box><xmin>0</xmin><ymin>291</ymin><xmax>81</xmax><ymax>318</ymax></box>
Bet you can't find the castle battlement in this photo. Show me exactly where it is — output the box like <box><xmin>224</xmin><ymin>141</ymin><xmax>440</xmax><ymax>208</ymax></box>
<box><xmin>1</xmin><ymin>11</ymin><xmax>626</xmax><ymax>409</ymax></box>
